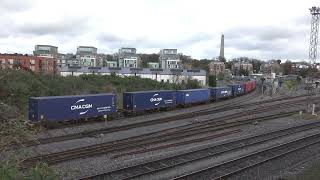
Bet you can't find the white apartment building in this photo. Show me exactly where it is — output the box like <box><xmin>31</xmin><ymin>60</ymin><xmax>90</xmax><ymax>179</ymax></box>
<box><xmin>159</xmin><ymin>49</ymin><xmax>181</xmax><ymax>69</ymax></box>
<box><xmin>117</xmin><ymin>48</ymin><xmax>140</xmax><ymax>68</ymax></box>
<box><xmin>76</xmin><ymin>46</ymin><xmax>98</xmax><ymax>67</ymax></box>
<box><xmin>107</xmin><ymin>61</ymin><xmax>118</xmax><ymax>67</ymax></box>
<box><xmin>34</xmin><ymin>45</ymin><xmax>58</xmax><ymax>59</ymax></box>
<box><xmin>148</xmin><ymin>62</ymin><xmax>160</xmax><ymax>69</ymax></box>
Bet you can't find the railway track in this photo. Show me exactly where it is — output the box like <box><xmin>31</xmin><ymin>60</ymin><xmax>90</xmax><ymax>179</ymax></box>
<box><xmin>173</xmin><ymin>131</ymin><xmax>320</xmax><ymax>180</ymax></box>
<box><xmin>19</xmin><ymin>93</ymin><xmax>310</xmax><ymax>148</ymax></box>
<box><xmin>21</xmin><ymin>98</ymin><xmax>308</xmax><ymax>168</ymax></box>
<box><xmin>81</xmin><ymin>121</ymin><xmax>320</xmax><ymax>180</ymax></box>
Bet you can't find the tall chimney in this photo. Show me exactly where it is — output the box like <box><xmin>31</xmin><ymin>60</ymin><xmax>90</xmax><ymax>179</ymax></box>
<box><xmin>219</xmin><ymin>34</ymin><xmax>224</xmax><ymax>59</ymax></box>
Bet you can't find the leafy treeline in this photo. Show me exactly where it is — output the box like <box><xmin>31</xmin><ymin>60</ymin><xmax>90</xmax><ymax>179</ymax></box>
<box><xmin>180</xmin><ymin>56</ymin><xmax>313</xmax><ymax>77</ymax></box>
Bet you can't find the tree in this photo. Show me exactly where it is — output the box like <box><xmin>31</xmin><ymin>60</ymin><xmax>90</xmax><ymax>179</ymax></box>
<box><xmin>249</xmin><ymin>59</ymin><xmax>263</xmax><ymax>73</ymax></box>
<box><xmin>217</xmin><ymin>73</ymin><xmax>224</xmax><ymax>80</ymax></box>
<box><xmin>185</xmin><ymin>78</ymin><xmax>200</xmax><ymax>89</ymax></box>
<box><xmin>139</xmin><ymin>53</ymin><xmax>160</xmax><ymax>68</ymax></box>
<box><xmin>171</xmin><ymin>71</ymin><xmax>182</xmax><ymax>85</ymax></box>
<box><xmin>297</xmin><ymin>68</ymin><xmax>310</xmax><ymax>78</ymax></box>
<box><xmin>239</xmin><ymin>69</ymin><xmax>249</xmax><ymax>76</ymax></box>
<box><xmin>218</xmin><ymin>56</ymin><xmax>226</xmax><ymax>63</ymax></box>
<box><xmin>208</xmin><ymin>75</ymin><xmax>217</xmax><ymax>87</ymax></box>
<box><xmin>190</xmin><ymin>59</ymin><xmax>211</xmax><ymax>72</ymax></box>
<box><xmin>225</xmin><ymin>61</ymin><xmax>232</xmax><ymax>69</ymax></box>
<box><xmin>281</xmin><ymin>60</ymin><xmax>292</xmax><ymax>75</ymax></box>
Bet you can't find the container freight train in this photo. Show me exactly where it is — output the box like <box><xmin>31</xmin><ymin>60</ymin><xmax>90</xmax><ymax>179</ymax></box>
<box><xmin>29</xmin><ymin>81</ymin><xmax>256</xmax><ymax>123</ymax></box>
<box><xmin>29</xmin><ymin>94</ymin><xmax>117</xmax><ymax>123</ymax></box>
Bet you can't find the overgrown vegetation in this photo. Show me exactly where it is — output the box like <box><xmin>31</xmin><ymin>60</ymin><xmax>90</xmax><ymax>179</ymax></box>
<box><xmin>284</xmin><ymin>80</ymin><xmax>300</xmax><ymax>91</ymax></box>
<box><xmin>0</xmin><ymin>158</ymin><xmax>60</xmax><ymax>180</ymax></box>
<box><xmin>0</xmin><ymin>69</ymin><xmax>201</xmax><ymax>113</ymax></box>
<box><xmin>0</xmin><ymin>103</ymin><xmax>60</xmax><ymax>179</ymax></box>
<box><xmin>208</xmin><ymin>75</ymin><xmax>217</xmax><ymax>87</ymax></box>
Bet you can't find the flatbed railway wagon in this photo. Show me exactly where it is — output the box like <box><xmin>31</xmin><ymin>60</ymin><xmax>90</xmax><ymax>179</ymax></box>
<box><xmin>176</xmin><ymin>89</ymin><xmax>210</xmax><ymax>106</ymax></box>
<box><xmin>123</xmin><ymin>90</ymin><xmax>176</xmax><ymax>113</ymax></box>
<box><xmin>29</xmin><ymin>93</ymin><xmax>117</xmax><ymax>123</ymax></box>
<box><xmin>209</xmin><ymin>87</ymin><xmax>232</xmax><ymax>101</ymax></box>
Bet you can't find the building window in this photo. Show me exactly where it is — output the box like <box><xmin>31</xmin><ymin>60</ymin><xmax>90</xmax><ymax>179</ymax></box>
<box><xmin>30</xmin><ymin>66</ymin><xmax>35</xmax><ymax>71</ymax></box>
<box><xmin>30</xmin><ymin>59</ymin><xmax>35</xmax><ymax>65</ymax></box>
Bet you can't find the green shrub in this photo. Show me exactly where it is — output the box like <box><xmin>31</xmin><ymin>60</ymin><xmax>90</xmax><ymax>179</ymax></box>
<box><xmin>0</xmin><ymin>160</ymin><xmax>60</xmax><ymax>180</ymax></box>
<box><xmin>284</xmin><ymin>80</ymin><xmax>299</xmax><ymax>91</ymax></box>
<box><xmin>0</xmin><ymin>160</ymin><xmax>23</xmax><ymax>180</ymax></box>
<box><xmin>27</xmin><ymin>162</ymin><xmax>59</xmax><ymax>180</ymax></box>
<box><xmin>208</xmin><ymin>75</ymin><xmax>217</xmax><ymax>87</ymax></box>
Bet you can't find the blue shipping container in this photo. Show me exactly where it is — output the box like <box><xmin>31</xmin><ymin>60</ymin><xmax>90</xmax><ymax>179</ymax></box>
<box><xmin>228</xmin><ymin>84</ymin><xmax>245</xmax><ymax>96</ymax></box>
<box><xmin>176</xmin><ymin>89</ymin><xmax>210</xmax><ymax>105</ymax></box>
<box><xmin>209</xmin><ymin>87</ymin><xmax>232</xmax><ymax>100</ymax></box>
<box><xmin>29</xmin><ymin>94</ymin><xmax>117</xmax><ymax>122</ymax></box>
<box><xmin>123</xmin><ymin>90</ymin><xmax>176</xmax><ymax>111</ymax></box>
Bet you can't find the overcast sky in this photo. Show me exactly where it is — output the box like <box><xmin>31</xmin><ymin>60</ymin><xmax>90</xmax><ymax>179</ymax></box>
<box><xmin>0</xmin><ymin>0</ymin><xmax>318</xmax><ymax>60</ymax></box>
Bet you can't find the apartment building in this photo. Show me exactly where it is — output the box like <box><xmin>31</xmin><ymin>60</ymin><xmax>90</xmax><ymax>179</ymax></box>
<box><xmin>0</xmin><ymin>54</ymin><xmax>56</xmax><ymax>74</ymax></box>
<box><xmin>159</xmin><ymin>49</ymin><xmax>181</xmax><ymax>69</ymax></box>
<box><xmin>117</xmin><ymin>48</ymin><xmax>140</xmax><ymax>68</ymax></box>
<box><xmin>231</xmin><ymin>62</ymin><xmax>253</xmax><ymax>75</ymax></box>
<box><xmin>208</xmin><ymin>61</ymin><xmax>225</xmax><ymax>75</ymax></box>
<box><xmin>34</xmin><ymin>45</ymin><xmax>58</xmax><ymax>59</ymax></box>
<box><xmin>76</xmin><ymin>46</ymin><xmax>98</xmax><ymax>67</ymax></box>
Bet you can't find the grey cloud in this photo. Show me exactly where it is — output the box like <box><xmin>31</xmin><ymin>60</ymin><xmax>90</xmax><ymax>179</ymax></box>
<box><xmin>180</xmin><ymin>33</ymin><xmax>213</xmax><ymax>45</ymax></box>
<box><xmin>142</xmin><ymin>33</ymin><xmax>214</xmax><ymax>49</ymax></box>
<box><xmin>98</xmin><ymin>34</ymin><xmax>123</xmax><ymax>43</ymax></box>
<box><xmin>0</xmin><ymin>0</ymin><xmax>32</xmax><ymax>12</ymax></box>
<box><xmin>98</xmin><ymin>34</ymin><xmax>163</xmax><ymax>49</ymax></box>
<box><xmin>17</xmin><ymin>17</ymin><xmax>90</xmax><ymax>36</ymax></box>
<box><xmin>294</xmin><ymin>16</ymin><xmax>310</xmax><ymax>26</ymax></box>
<box><xmin>258</xmin><ymin>29</ymin><xmax>293</xmax><ymax>41</ymax></box>
<box><xmin>97</xmin><ymin>33</ymin><xmax>213</xmax><ymax>51</ymax></box>
<box><xmin>223</xmin><ymin>25</ymin><xmax>303</xmax><ymax>58</ymax></box>
<box><xmin>0</xmin><ymin>31</ymin><xmax>10</xmax><ymax>38</ymax></box>
<box><xmin>226</xmin><ymin>27</ymin><xmax>294</xmax><ymax>42</ymax></box>
<box><xmin>226</xmin><ymin>38</ymin><xmax>286</xmax><ymax>52</ymax></box>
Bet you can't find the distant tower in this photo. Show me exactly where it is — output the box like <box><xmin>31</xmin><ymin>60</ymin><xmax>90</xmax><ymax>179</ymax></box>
<box><xmin>309</xmin><ymin>6</ymin><xmax>320</xmax><ymax>65</ymax></box>
<box><xmin>219</xmin><ymin>34</ymin><xmax>225</xmax><ymax>59</ymax></box>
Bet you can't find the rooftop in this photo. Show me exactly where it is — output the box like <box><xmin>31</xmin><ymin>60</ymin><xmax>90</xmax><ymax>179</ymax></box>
<box><xmin>35</xmin><ymin>45</ymin><xmax>58</xmax><ymax>48</ymax></box>
<box><xmin>77</xmin><ymin>46</ymin><xmax>97</xmax><ymax>49</ymax></box>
